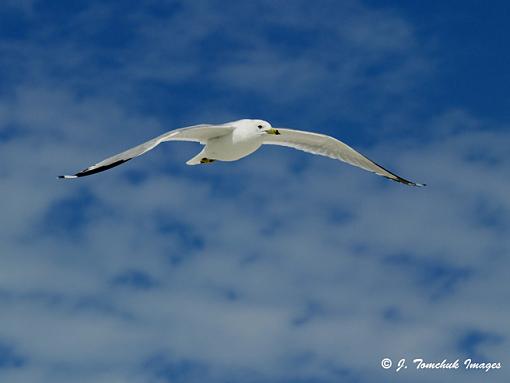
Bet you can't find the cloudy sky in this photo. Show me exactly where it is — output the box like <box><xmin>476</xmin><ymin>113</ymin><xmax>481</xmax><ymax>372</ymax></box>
<box><xmin>1</xmin><ymin>1</ymin><xmax>509</xmax><ymax>382</ymax></box>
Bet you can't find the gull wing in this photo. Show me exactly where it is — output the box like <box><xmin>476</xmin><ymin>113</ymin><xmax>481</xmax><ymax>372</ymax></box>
<box><xmin>263</xmin><ymin>128</ymin><xmax>425</xmax><ymax>186</ymax></box>
<box><xmin>58</xmin><ymin>124</ymin><xmax>234</xmax><ymax>179</ymax></box>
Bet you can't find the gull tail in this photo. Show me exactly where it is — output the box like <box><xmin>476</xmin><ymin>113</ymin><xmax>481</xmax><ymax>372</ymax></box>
<box><xmin>186</xmin><ymin>157</ymin><xmax>202</xmax><ymax>166</ymax></box>
<box><xmin>186</xmin><ymin>148</ymin><xmax>207</xmax><ymax>165</ymax></box>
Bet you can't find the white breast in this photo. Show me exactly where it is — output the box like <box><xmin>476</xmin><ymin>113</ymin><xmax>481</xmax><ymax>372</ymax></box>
<box><xmin>205</xmin><ymin>128</ymin><xmax>263</xmax><ymax>161</ymax></box>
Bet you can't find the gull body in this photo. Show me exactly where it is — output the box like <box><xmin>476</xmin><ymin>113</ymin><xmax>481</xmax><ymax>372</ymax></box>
<box><xmin>59</xmin><ymin>118</ymin><xmax>424</xmax><ymax>186</ymax></box>
<box><xmin>187</xmin><ymin>119</ymin><xmax>272</xmax><ymax>164</ymax></box>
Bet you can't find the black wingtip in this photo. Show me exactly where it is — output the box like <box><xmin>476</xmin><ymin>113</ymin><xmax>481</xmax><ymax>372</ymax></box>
<box><xmin>403</xmin><ymin>179</ymin><xmax>426</xmax><ymax>187</ymax></box>
<box><xmin>58</xmin><ymin>159</ymin><xmax>131</xmax><ymax>180</ymax></box>
<box><xmin>382</xmin><ymin>175</ymin><xmax>426</xmax><ymax>187</ymax></box>
<box><xmin>75</xmin><ymin>159</ymin><xmax>131</xmax><ymax>178</ymax></box>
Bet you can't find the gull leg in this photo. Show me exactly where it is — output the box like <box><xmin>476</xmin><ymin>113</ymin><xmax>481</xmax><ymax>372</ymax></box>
<box><xmin>200</xmin><ymin>158</ymin><xmax>216</xmax><ymax>164</ymax></box>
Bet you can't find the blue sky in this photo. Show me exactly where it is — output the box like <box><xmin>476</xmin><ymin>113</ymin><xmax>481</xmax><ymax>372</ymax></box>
<box><xmin>0</xmin><ymin>1</ymin><xmax>509</xmax><ymax>382</ymax></box>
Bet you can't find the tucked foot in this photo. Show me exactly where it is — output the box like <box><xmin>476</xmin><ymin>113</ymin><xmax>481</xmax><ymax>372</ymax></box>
<box><xmin>200</xmin><ymin>158</ymin><xmax>216</xmax><ymax>164</ymax></box>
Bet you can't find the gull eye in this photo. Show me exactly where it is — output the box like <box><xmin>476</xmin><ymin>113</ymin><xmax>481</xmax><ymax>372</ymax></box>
<box><xmin>257</xmin><ymin>125</ymin><xmax>263</xmax><ymax>129</ymax></box>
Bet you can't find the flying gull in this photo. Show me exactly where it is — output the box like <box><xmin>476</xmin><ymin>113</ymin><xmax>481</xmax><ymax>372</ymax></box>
<box><xmin>59</xmin><ymin>119</ymin><xmax>425</xmax><ymax>186</ymax></box>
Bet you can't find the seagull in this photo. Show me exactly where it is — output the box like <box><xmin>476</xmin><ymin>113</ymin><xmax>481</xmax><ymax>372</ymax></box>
<box><xmin>58</xmin><ymin>119</ymin><xmax>425</xmax><ymax>186</ymax></box>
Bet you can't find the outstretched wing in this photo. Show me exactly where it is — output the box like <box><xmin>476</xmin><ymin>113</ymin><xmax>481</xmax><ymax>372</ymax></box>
<box><xmin>58</xmin><ymin>124</ymin><xmax>234</xmax><ymax>179</ymax></box>
<box><xmin>263</xmin><ymin>128</ymin><xmax>425</xmax><ymax>186</ymax></box>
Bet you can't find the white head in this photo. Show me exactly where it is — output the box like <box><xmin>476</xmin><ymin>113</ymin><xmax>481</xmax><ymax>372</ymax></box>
<box><xmin>235</xmin><ymin>119</ymin><xmax>280</xmax><ymax>136</ymax></box>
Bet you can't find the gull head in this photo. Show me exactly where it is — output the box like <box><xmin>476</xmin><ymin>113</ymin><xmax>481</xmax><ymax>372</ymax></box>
<box><xmin>251</xmin><ymin>119</ymin><xmax>280</xmax><ymax>136</ymax></box>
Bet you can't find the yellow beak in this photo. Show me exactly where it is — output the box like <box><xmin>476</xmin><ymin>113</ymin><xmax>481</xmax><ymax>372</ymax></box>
<box><xmin>266</xmin><ymin>128</ymin><xmax>281</xmax><ymax>135</ymax></box>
